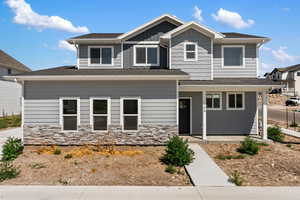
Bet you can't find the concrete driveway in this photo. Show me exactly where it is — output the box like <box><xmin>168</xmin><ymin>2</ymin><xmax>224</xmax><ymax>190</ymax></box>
<box><xmin>0</xmin><ymin>128</ymin><xmax>22</xmax><ymax>155</ymax></box>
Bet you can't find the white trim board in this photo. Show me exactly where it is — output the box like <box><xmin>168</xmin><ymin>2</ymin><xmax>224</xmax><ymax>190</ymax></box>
<box><xmin>183</xmin><ymin>42</ymin><xmax>198</xmax><ymax>62</ymax></box>
<box><xmin>221</xmin><ymin>45</ymin><xmax>245</xmax><ymax>69</ymax></box>
<box><xmin>133</xmin><ymin>45</ymin><xmax>160</xmax><ymax>66</ymax></box>
<box><xmin>59</xmin><ymin>97</ymin><xmax>80</xmax><ymax>132</ymax></box>
<box><xmin>120</xmin><ymin>97</ymin><xmax>141</xmax><ymax>132</ymax></box>
<box><xmin>87</xmin><ymin>46</ymin><xmax>114</xmax><ymax>67</ymax></box>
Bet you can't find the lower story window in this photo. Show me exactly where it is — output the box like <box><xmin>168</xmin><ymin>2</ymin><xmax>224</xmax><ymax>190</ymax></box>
<box><xmin>122</xmin><ymin>98</ymin><xmax>140</xmax><ymax>131</ymax></box>
<box><xmin>227</xmin><ymin>93</ymin><xmax>244</xmax><ymax>110</ymax></box>
<box><xmin>91</xmin><ymin>98</ymin><xmax>110</xmax><ymax>131</ymax></box>
<box><xmin>206</xmin><ymin>93</ymin><xmax>222</xmax><ymax>110</ymax></box>
<box><xmin>61</xmin><ymin>98</ymin><xmax>79</xmax><ymax>131</ymax></box>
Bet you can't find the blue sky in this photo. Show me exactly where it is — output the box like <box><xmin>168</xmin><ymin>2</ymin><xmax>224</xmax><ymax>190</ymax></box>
<box><xmin>1</xmin><ymin>0</ymin><xmax>299</xmax><ymax>76</ymax></box>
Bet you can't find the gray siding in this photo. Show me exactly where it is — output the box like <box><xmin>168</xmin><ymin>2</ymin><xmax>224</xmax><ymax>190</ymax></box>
<box><xmin>179</xmin><ymin>91</ymin><xmax>257</xmax><ymax>135</ymax></box>
<box><xmin>24</xmin><ymin>81</ymin><xmax>177</xmax><ymax>125</ymax></box>
<box><xmin>171</xmin><ymin>29</ymin><xmax>212</xmax><ymax>80</ymax></box>
<box><xmin>78</xmin><ymin>44</ymin><xmax>122</xmax><ymax>68</ymax></box>
<box><xmin>123</xmin><ymin>45</ymin><xmax>167</xmax><ymax>69</ymax></box>
<box><xmin>213</xmin><ymin>44</ymin><xmax>257</xmax><ymax>77</ymax></box>
<box><xmin>0</xmin><ymin>80</ymin><xmax>22</xmax><ymax>116</ymax></box>
<box><xmin>127</xmin><ymin>21</ymin><xmax>178</xmax><ymax>41</ymax></box>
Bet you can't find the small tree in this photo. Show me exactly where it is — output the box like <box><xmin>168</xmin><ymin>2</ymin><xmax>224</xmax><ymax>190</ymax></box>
<box><xmin>161</xmin><ymin>136</ymin><xmax>194</xmax><ymax>167</ymax></box>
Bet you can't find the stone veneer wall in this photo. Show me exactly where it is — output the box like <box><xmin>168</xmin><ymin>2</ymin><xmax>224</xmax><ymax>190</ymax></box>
<box><xmin>23</xmin><ymin>124</ymin><xmax>178</xmax><ymax>145</ymax></box>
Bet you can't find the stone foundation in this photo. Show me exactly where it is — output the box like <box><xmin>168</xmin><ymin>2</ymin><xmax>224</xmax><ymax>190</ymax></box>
<box><xmin>23</xmin><ymin>124</ymin><xmax>178</xmax><ymax>145</ymax></box>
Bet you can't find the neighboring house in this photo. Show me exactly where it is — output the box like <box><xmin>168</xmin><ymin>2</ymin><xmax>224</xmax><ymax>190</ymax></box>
<box><xmin>265</xmin><ymin>64</ymin><xmax>300</xmax><ymax>96</ymax></box>
<box><xmin>0</xmin><ymin>50</ymin><xmax>31</xmax><ymax>116</ymax></box>
<box><xmin>5</xmin><ymin>14</ymin><xmax>280</xmax><ymax>145</ymax></box>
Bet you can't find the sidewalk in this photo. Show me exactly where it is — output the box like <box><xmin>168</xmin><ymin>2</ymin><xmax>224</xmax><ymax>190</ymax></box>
<box><xmin>185</xmin><ymin>144</ymin><xmax>233</xmax><ymax>186</ymax></box>
<box><xmin>0</xmin><ymin>186</ymin><xmax>299</xmax><ymax>200</ymax></box>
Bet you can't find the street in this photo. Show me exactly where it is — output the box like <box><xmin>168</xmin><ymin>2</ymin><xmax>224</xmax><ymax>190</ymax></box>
<box><xmin>268</xmin><ymin>105</ymin><xmax>300</xmax><ymax>124</ymax></box>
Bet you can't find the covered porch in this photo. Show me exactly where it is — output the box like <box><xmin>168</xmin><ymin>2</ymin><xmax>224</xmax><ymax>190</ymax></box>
<box><xmin>177</xmin><ymin>78</ymin><xmax>282</xmax><ymax>141</ymax></box>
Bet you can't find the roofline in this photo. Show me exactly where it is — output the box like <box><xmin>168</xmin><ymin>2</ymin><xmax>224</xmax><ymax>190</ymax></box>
<box><xmin>215</xmin><ymin>37</ymin><xmax>271</xmax><ymax>44</ymax></box>
<box><xmin>4</xmin><ymin>74</ymin><xmax>189</xmax><ymax>81</ymax></box>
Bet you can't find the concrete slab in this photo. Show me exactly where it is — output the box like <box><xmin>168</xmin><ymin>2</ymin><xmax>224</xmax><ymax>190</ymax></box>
<box><xmin>185</xmin><ymin>144</ymin><xmax>234</xmax><ymax>186</ymax></box>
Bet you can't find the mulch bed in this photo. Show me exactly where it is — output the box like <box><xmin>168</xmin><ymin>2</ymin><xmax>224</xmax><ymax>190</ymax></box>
<box><xmin>201</xmin><ymin>140</ymin><xmax>300</xmax><ymax>186</ymax></box>
<box><xmin>0</xmin><ymin>146</ymin><xmax>191</xmax><ymax>186</ymax></box>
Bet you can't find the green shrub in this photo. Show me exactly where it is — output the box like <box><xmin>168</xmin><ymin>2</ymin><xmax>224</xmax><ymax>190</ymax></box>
<box><xmin>216</xmin><ymin>154</ymin><xmax>246</xmax><ymax>160</ymax></box>
<box><xmin>0</xmin><ymin>119</ymin><xmax>8</xmax><ymax>129</ymax></box>
<box><xmin>53</xmin><ymin>148</ymin><xmax>61</xmax><ymax>155</ymax></box>
<box><xmin>64</xmin><ymin>154</ymin><xmax>72</xmax><ymax>159</ymax></box>
<box><xmin>2</xmin><ymin>137</ymin><xmax>23</xmax><ymax>161</ymax></box>
<box><xmin>165</xmin><ymin>165</ymin><xmax>177</xmax><ymax>174</ymax></box>
<box><xmin>229</xmin><ymin>170</ymin><xmax>243</xmax><ymax>186</ymax></box>
<box><xmin>237</xmin><ymin>137</ymin><xmax>259</xmax><ymax>155</ymax></box>
<box><xmin>0</xmin><ymin>162</ymin><xmax>20</xmax><ymax>182</ymax></box>
<box><xmin>161</xmin><ymin>136</ymin><xmax>194</xmax><ymax>167</ymax></box>
<box><xmin>268</xmin><ymin>126</ymin><xmax>285</xmax><ymax>142</ymax></box>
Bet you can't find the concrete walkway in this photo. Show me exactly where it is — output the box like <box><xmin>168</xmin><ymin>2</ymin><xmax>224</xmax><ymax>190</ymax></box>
<box><xmin>0</xmin><ymin>186</ymin><xmax>299</xmax><ymax>200</ymax></box>
<box><xmin>185</xmin><ymin>143</ymin><xmax>234</xmax><ymax>186</ymax></box>
<box><xmin>0</xmin><ymin>128</ymin><xmax>22</xmax><ymax>155</ymax></box>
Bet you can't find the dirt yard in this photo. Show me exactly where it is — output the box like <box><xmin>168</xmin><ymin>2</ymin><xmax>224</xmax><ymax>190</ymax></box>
<box><xmin>201</xmin><ymin>137</ymin><xmax>300</xmax><ymax>186</ymax></box>
<box><xmin>1</xmin><ymin>146</ymin><xmax>191</xmax><ymax>186</ymax></box>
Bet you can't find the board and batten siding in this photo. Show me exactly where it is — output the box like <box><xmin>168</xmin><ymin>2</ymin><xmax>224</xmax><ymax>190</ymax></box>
<box><xmin>171</xmin><ymin>29</ymin><xmax>212</xmax><ymax>80</ymax></box>
<box><xmin>213</xmin><ymin>44</ymin><xmax>258</xmax><ymax>78</ymax></box>
<box><xmin>78</xmin><ymin>44</ymin><xmax>122</xmax><ymax>68</ymax></box>
<box><xmin>23</xmin><ymin>81</ymin><xmax>177</xmax><ymax>125</ymax></box>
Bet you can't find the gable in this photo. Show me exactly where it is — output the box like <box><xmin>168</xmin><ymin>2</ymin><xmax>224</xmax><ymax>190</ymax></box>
<box><xmin>127</xmin><ymin>21</ymin><xmax>179</xmax><ymax>41</ymax></box>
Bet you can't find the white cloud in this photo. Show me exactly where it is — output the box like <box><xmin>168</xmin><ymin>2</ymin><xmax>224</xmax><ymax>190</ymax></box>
<box><xmin>6</xmin><ymin>0</ymin><xmax>89</xmax><ymax>33</ymax></box>
<box><xmin>212</xmin><ymin>8</ymin><xmax>255</xmax><ymax>29</ymax></box>
<box><xmin>283</xmin><ymin>8</ymin><xmax>290</xmax><ymax>12</ymax></box>
<box><xmin>58</xmin><ymin>40</ymin><xmax>76</xmax><ymax>52</ymax></box>
<box><xmin>261</xmin><ymin>46</ymin><xmax>271</xmax><ymax>52</ymax></box>
<box><xmin>193</xmin><ymin>6</ymin><xmax>203</xmax><ymax>22</ymax></box>
<box><xmin>271</xmin><ymin>46</ymin><xmax>298</xmax><ymax>63</ymax></box>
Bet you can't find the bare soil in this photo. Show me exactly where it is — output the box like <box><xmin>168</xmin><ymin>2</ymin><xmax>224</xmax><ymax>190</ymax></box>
<box><xmin>1</xmin><ymin>146</ymin><xmax>191</xmax><ymax>186</ymax></box>
<box><xmin>201</xmin><ymin>140</ymin><xmax>300</xmax><ymax>186</ymax></box>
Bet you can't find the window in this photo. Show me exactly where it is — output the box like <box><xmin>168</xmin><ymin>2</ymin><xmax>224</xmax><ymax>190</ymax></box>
<box><xmin>7</xmin><ymin>69</ymin><xmax>12</xmax><ymax>75</ymax></box>
<box><xmin>184</xmin><ymin>42</ymin><xmax>197</xmax><ymax>61</ymax></box>
<box><xmin>90</xmin><ymin>98</ymin><xmax>110</xmax><ymax>131</ymax></box>
<box><xmin>121</xmin><ymin>98</ymin><xmax>140</xmax><ymax>131</ymax></box>
<box><xmin>134</xmin><ymin>45</ymin><xmax>159</xmax><ymax>66</ymax></box>
<box><xmin>227</xmin><ymin>93</ymin><xmax>244</xmax><ymax>110</ymax></box>
<box><xmin>222</xmin><ymin>46</ymin><xmax>244</xmax><ymax>68</ymax></box>
<box><xmin>89</xmin><ymin>46</ymin><xmax>113</xmax><ymax>65</ymax></box>
<box><xmin>297</xmin><ymin>72</ymin><xmax>300</xmax><ymax>76</ymax></box>
<box><xmin>206</xmin><ymin>93</ymin><xmax>222</xmax><ymax>110</ymax></box>
<box><xmin>60</xmin><ymin>98</ymin><xmax>79</xmax><ymax>131</ymax></box>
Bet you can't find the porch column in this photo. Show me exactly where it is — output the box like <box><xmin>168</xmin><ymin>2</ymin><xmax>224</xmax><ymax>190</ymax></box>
<box><xmin>202</xmin><ymin>91</ymin><xmax>207</xmax><ymax>140</ymax></box>
<box><xmin>262</xmin><ymin>91</ymin><xmax>268</xmax><ymax>140</ymax></box>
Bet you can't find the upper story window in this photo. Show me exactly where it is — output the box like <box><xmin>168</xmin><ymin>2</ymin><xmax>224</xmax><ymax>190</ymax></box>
<box><xmin>88</xmin><ymin>46</ymin><xmax>113</xmax><ymax>66</ymax></box>
<box><xmin>222</xmin><ymin>45</ymin><xmax>245</xmax><ymax>68</ymax></box>
<box><xmin>134</xmin><ymin>45</ymin><xmax>159</xmax><ymax>66</ymax></box>
<box><xmin>184</xmin><ymin>42</ymin><xmax>197</xmax><ymax>61</ymax></box>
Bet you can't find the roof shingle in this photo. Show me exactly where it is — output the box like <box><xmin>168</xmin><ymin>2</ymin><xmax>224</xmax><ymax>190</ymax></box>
<box><xmin>0</xmin><ymin>50</ymin><xmax>31</xmax><ymax>72</ymax></box>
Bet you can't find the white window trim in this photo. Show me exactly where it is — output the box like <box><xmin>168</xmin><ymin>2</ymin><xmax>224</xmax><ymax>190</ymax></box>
<box><xmin>120</xmin><ymin>97</ymin><xmax>141</xmax><ymax>132</ymax></box>
<box><xmin>221</xmin><ymin>45</ymin><xmax>245</xmax><ymax>68</ymax></box>
<box><xmin>59</xmin><ymin>97</ymin><xmax>80</xmax><ymax>132</ymax></box>
<box><xmin>90</xmin><ymin>97</ymin><xmax>111</xmax><ymax>132</ymax></box>
<box><xmin>206</xmin><ymin>93</ymin><xmax>222</xmax><ymax>110</ymax></box>
<box><xmin>88</xmin><ymin>46</ymin><xmax>114</xmax><ymax>66</ymax></box>
<box><xmin>226</xmin><ymin>92</ymin><xmax>245</xmax><ymax>110</ymax></box>
<box><xmin>133</xmin><ymin>45</ymin><xmax>160</xmax><ymax>66</ymax></box>
<box><xmin>184</xmin><ymin>42</ymin><xmax>198</xmax><ymax>61</ymax></box>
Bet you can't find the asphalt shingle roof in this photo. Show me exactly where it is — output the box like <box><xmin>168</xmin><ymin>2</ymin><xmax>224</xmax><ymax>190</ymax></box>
<box><xmin>180</xmin><ymin>78</ymin><xmax>280</xmax><ymax>86</ymax></box>
<box><xmin>0</xmin><ymin>50</ymin><xmax>31</xmax><ymax>72</ymax></box>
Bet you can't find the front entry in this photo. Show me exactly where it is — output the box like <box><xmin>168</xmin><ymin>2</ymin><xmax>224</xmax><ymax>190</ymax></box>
<box><xmin>179</xmin><ymin>98</ymin><xmax>191</xmax><ymax>135</ymax></box>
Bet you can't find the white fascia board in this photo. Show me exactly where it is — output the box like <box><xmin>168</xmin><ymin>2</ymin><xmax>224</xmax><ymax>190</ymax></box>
<box><xmin>67</xmin><ymin>39</ymin><xmax>121</xmax><ymax>44</ymax></box>
<box><xmin>215</xmin><ymin>38</ymin><xmax>271</xmax><ymax>44</ymax></box>
<box><xmin>4</xmin><ymin>75</ymin><xmax>189</xmax><ymax>81</ymax></box>
<box><xmin>117</xmin><ymin>14</ymin><xmax>184</xmax><ymax>40</ymax></box>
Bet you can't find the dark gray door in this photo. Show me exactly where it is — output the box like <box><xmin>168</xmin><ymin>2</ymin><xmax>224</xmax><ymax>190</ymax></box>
<box><xmin>179</xmin><ymin>99</ymin><xmax>191</xmax><ymax>135</ymax></box>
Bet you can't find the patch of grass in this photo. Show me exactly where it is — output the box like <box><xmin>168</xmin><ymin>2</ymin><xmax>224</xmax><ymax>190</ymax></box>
<box><xmin>0</xmin><ymin>119</ymin><xmax>8</xmax><ymax>129</ymax></box>
<box><xmin>268</xmin><ymin>126</ymin><xmax>285</xmax><ymax>142</ymax></box>
<box><xmin>2</xmin><ymin>137</ymin><xmax>23</xmax><ymax>161</ymax></box>
<box><xmin>286</xmin><ymin>144</ymin><xmax>292</xmax><ymax>148</ymax></box>
<box><xmin>216</xmin><ymin>154</ymin><xmax>246</xmax><ymax>160</ymax></box>
<box><xmin>0</xmin><ymin>115</ymin><xmax>21</xmax><ymax>129</ymax></box>
<box><xmin>161</xmin><ymin>136</ymin><xmax>194</xmax><ymax>167</ymax></box>
<box><xmin>237</xmin><ymin>137</ymin><xmax>259</xmax><ymax>155</ymax></box>
<box><xmin>29</xmin><ymin>163</ymin><xmax>46</xmax><ymax>169</ymax></box>
<box><xmin>165</xmin><ymin>165</ymin><xmax>177</xmax><ymax>174</ymax></box>
<box><xmin>0</xmin><ymin>162</ymin><xmax>20</xmax><ymax>182</ymax></box>
<box><xmin>229</xmin><ymin>170</ymin><xmax>243</xmax><ymax>186</ymax></box>
<box><xmin>257</xmin><ymin>142</ymin><xmax>269</xmax><ymax>146</ymax></box>
<box><xmin>53</xmin><ymin>148</ymin><xmax>61</xmax><ymax>155</ymax></box>
<box><xmin>64</xmin><ymin>154</ymin><xmax>72</xmax><ymax>159</ymax></box>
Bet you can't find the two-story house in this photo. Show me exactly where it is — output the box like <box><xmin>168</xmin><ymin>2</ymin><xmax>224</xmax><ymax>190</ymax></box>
<box><xmin>266</xmin><ymin>64</ymin><xmax>300</xmax><ymax>96</ymax></box>
<box><xmin>5</xmin><ymin>14</ymin><xmax>280</xmax><ymax>145</ymax></box>
<box><xmin>0</xmin><ymin>50</ymin><xmax>31</xmax><ymax>116</ymax></box>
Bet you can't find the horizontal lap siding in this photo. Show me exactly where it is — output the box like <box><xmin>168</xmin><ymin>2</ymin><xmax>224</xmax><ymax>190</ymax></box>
<box><xmin>213</xmin><ymin>44</ymin><xmax>257</xmax><ymax>78</ymax></box>
<box><xmin>171</xmin><ymin>29</ymin><xmax>212</xmax><ymax>80</ymax></box>
<box><xmin>78</xmin><ymin>44</ymin><xmax>122</xmax><ymax>68</ymax></box>
<box><xmin>24</xmin><ymin>81</ymin><xmax>177</xmax><ymax>125</ymax></box>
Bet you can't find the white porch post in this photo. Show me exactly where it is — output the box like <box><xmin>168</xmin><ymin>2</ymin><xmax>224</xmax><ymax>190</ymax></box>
<box><xmin>202</xmin><ymin>91</ymin><xmax>207</xmax><ymax>140</ymax></box>
<box><xmin>262</xmin><ymin>91</ymin><xmax>268</xmax><ymax>140</ymax></box>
